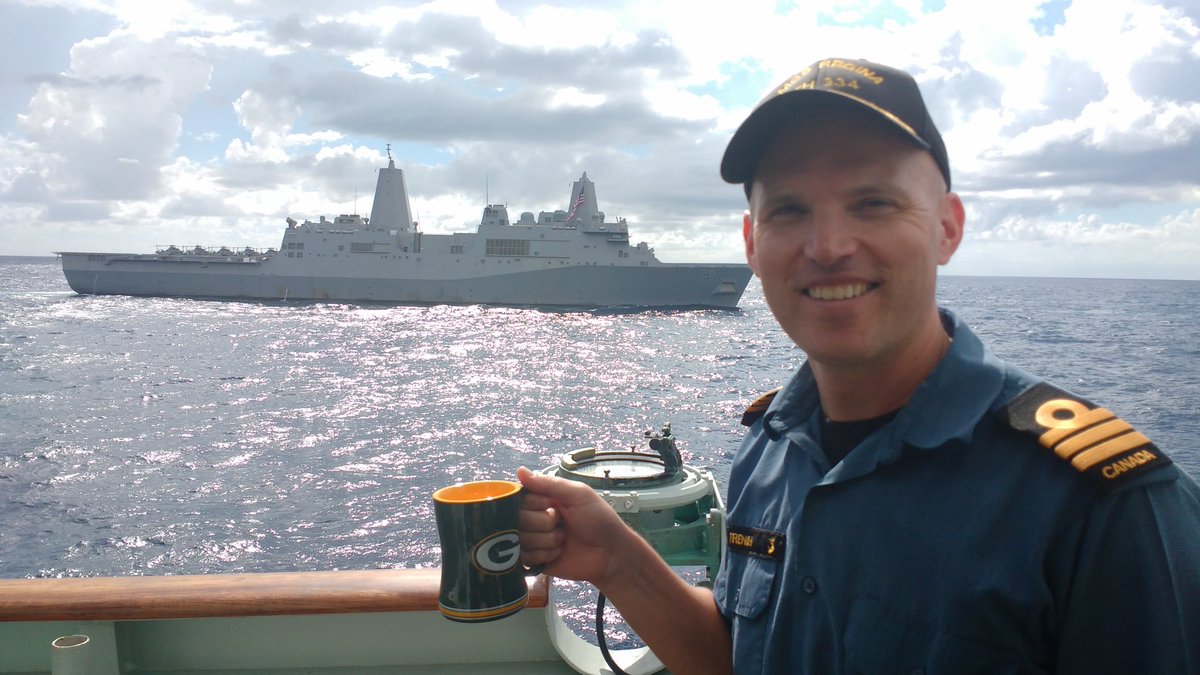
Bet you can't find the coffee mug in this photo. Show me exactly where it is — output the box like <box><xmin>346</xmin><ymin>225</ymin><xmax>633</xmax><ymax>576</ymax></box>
<box><xmin>434</xmin><ymin>480</ymin><xmax>544</xmax><ymax>622</ymax></box>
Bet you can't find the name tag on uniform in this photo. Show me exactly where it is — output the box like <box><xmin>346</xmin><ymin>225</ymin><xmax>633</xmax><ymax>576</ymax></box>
<box><xmin>727</xmin><ymin>525</ymin><xmax>785</xmax><ymax>561</ymax></box>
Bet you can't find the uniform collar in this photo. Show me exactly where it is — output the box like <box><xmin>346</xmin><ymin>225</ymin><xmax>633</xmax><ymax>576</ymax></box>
<box><xmin>897</xmin><ymin>308</ymin><xmax>1006</xmax><ymax>449</ymax></box>
<box><xmin>760</xmin><ymin>363</ymin><xmax>819</xmax><ymax>441</ymax></box>
<box><xmin>759</xmin><ymin>309</ymin><xmax>1005</xmax><ymax>453</ymax></box>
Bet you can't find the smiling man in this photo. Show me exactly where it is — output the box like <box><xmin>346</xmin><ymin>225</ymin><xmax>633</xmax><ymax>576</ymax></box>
<box><xmin>741</xmin><ymin>100</ymin><xmax>962</xmax><ymax>424</ymax></box>
<box><xmin>517</xmin><ymin>57</ymin><xmax>1200</xmax><ymax>674</ymax></box>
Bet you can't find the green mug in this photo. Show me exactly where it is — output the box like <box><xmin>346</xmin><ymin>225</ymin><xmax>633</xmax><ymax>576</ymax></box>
<box><xmin>433</xmin><ymin>480</ymin><xmax>545</xmax><ymax>622</ymax></box>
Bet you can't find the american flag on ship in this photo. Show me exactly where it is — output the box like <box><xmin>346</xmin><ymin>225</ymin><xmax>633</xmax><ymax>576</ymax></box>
<box><xmin>565</xmin><ymin>185</ymin><xmax>586</xmax><ymax>223</ymax></box>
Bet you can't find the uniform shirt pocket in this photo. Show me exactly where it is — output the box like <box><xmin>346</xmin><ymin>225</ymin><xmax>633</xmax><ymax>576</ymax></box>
<box><xmin>718</xmin><ymin>553</ymin><xmax>781</xmax><ymax>674</ymax></box>
<box><xmin>731</xmin><ymin>555</ymin><xmax>776</xmax><ymax>618</ymax></box>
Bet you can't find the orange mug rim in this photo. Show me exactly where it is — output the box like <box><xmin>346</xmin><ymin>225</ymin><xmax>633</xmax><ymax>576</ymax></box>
<box><xmin>433</xmin><ymin>480</ymin><xmax>521</xmax><ymax>504</ymax></box>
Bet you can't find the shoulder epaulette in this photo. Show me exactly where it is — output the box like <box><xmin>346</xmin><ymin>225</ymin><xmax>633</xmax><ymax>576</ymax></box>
<box><xmin>996</xmin><ymin>381</ymin><xmax>1172</xmax><ymax>494</ymax></box>
<box><xmin>741</xmin><ymin>387</ymin><xmax>782</xmax><ymax>427</ymax></box>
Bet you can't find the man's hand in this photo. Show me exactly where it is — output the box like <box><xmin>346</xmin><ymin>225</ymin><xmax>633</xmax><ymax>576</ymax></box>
<box><xmin>516</xmin><ymin>465</ymin><xmax>632</xmax><ymax>587</ymax></box>
<box><xmin>516</xmin><ymin>465</ymin><xmax>733</xmax><ymax>674</ymax></box>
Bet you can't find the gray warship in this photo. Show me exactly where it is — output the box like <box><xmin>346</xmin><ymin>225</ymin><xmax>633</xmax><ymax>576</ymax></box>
<box><xmin>57</xmin><ymin>154</ymin><xmax>752</xmax><ymax>309</ymax></box>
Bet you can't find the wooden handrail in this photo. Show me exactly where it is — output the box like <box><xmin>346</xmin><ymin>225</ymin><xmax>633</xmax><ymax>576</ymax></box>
<box><xmin>0</xmin><ymin>569</ymin><xmax>549</xmax><ymax>622</ymax></box>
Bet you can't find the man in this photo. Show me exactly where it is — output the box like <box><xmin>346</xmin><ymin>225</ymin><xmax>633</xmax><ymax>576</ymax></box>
<box><xmin>518</xmin><ymin>57</ymin><xmax>1200</xmax><ymax>673</ymax></box>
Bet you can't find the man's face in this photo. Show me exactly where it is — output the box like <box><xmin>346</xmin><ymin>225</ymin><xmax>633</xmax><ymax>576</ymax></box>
<box><xmin>744</xmin><ymin>106</ymin><xmax>964</xmax><ymax>373</ymax></box>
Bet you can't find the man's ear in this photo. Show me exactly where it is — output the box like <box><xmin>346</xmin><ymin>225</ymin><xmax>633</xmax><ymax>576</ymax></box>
<box><xmin>743</xmin><ymin>211</ymin><xmax>759</xmax><ymax>276</ymax></box>
<box><xmin>937</xmin><ymin>193</ymin><xmax>965</xmax><ymax>265</ymax></box>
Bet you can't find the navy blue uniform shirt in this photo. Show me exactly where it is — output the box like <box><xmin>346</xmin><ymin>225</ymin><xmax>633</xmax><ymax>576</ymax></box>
<box><xmin>713</xmin><ymin>309</ymin><xmax>1200</xmax><ymax>673</ymax></box>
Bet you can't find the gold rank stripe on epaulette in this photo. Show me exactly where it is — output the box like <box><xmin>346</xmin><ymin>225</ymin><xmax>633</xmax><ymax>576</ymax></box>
<box><xmin>998</xmin><ymin>382</ymin><xmax>1172</xmax><ymax>493</ymax></box>
<box><xmin>741</xmin><ymin>387</ymin><xmax>782</xmax><ymax>426</ymax></box>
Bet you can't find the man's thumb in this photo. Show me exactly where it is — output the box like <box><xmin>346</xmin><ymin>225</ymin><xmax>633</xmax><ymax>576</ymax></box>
<box><xmin>517</xmin><ymin>465</ymin><xmax>591</xmax><ymax>505</ymax></box>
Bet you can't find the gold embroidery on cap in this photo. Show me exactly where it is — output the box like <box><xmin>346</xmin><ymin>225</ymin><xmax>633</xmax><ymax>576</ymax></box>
<box><xmin>776</xmin><ymin>67</ymin><xmax>814</xmax><ymax>95</ymax></box>
<box><xmin>821</xmin><ymin>59</ymin><xmax>885</xmax><ymax>85</ymax></box>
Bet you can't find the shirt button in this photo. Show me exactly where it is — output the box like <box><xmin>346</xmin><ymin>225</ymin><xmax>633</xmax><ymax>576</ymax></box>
<box><xmin>766</xmin><ymin>419</ymin><xmax>785</xmax><ymax>440</ymax></box>
<box><xmin>802</xmin><ymin>577</ymin><xmax>817</xmax><ymax>594</ymax></box>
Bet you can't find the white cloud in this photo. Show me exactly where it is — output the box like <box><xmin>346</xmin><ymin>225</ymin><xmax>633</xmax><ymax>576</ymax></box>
<box><xmin>15</xmin><ymin>29</ymin><xmax>211</xmax><ymax>200</ymax></box>
<box><xmin>223</xmin><ymin>91</ymin><xmax>345</xmax><ymax>163</ymax></box>
<box><xmin>349</xmin><ymin>47</ymin><xmax>435</xmax><ymax>80</ymax></box>
<box><xmin>547</xmin><ymin>86</ymin><xmax>606</xmax><ymax>109</ymax></box>
<box><xmin>227</xmin><ymin>90</ymin><xmax>295</xmax><ymax>156</ymax></box>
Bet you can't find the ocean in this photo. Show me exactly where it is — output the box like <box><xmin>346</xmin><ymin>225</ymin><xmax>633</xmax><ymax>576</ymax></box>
<box><xmin>2</xmin><ymin>256</ymin><xmax>1198</xmax><ymax>585</ymax></box>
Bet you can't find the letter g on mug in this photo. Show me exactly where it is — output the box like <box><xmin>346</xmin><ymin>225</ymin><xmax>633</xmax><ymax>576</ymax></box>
<box><xmin>473</xmin><ymin>530</ymin><xmax>521</xmax><ymax>574</ymax></box>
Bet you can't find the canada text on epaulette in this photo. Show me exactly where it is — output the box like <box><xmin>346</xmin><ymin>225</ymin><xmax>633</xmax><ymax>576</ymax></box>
<box><xmin>997</xmin><ymin>381</ymin><xmax>1172</xmax><ymax>494</ymax></box>
<box><xmin>741</xmin><ymin>387</ymin><xmax>782</xmax><ymax>427</ymax></box>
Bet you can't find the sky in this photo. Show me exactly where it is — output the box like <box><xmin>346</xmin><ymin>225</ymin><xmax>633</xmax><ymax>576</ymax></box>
<box><xmin>1</xmin><ymin>0</ymin><xmax>1198</xmax><ymax>280</ymax></box>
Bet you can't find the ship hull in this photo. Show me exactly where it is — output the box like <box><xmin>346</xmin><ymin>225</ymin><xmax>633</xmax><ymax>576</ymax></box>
<box><xmin>59</xmin><ymin>253</ymin><xmax>752</xmax><ymax>309</ymax></box>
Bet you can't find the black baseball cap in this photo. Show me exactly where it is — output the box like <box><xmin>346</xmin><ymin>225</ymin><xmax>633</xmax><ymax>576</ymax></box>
<box><xmin>720</xmin><ymin>58</ymin><xmax>951</xmax><ymax>191</ymax></box>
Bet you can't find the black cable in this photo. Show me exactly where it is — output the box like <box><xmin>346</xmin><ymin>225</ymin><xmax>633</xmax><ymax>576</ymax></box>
<box><xmin>596</xmin><ymin>591</ymin><xmax>632</xmax><ymax>675</ymax></box>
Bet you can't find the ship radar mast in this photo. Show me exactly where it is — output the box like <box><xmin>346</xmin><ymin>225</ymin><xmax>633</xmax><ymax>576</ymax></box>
<box><xmin>368</xmin><ymin>143</ymin><xmax>413</xmax><ymax>231</ymax></box>
<box><xmin>566</xmin><ymin>172</ymin><xmax>600</xmax><ymax>227</ymax></box>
